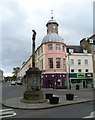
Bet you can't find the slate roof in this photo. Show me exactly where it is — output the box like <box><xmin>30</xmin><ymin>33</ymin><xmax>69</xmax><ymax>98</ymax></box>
<box><xmin>66</xmin><ymin>45</ymin><xmax>86</xmax><ymax>53</ymax></box>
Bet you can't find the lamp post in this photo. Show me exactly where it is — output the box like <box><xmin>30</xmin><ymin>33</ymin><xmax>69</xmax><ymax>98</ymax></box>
<box><xmin>89</xmin><ymin>38</ymin><xmax>95</xmax><ymax>89</ymax></box>
<box><xmin>68</xmin><ymin>52</ymin><xmax>71</xmax><ymax>89</ymax></box>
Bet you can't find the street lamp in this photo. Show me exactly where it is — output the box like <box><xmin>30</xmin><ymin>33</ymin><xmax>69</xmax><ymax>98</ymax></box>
<box><xmin>68</xmin><ymin>51</ymin><xmax>71</xmax><ymax>90</ymax></box>
<box><xmin>89</xmin><ymin>38</ymin><xmax>95</xmax><ymax>89</ymax></box>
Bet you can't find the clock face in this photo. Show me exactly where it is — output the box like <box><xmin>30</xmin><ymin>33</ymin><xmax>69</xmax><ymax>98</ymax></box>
<box><xmin>53</xmin><ymin>26</ymin><xmax>56</xmax><ymax>29</ymax></box>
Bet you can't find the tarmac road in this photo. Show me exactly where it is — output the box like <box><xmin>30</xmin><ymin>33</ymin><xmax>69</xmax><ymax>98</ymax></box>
<box><xmin>1</xmin><ymin>82</ymin><xmax>94</xmax><ymax>118</ymax></box>
<box><xmin>2</xmin><ymin>101</ymin><xmax>94</xmax><ymax>118</ymax></box>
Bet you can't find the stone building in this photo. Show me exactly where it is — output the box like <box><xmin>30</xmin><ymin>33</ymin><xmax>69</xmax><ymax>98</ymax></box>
<box><xmin>0</xmin><ymin>69</ymin><xmax>3</xmax><ymax>82</ymax></box>
<box><xmin>17</xmin><ymin>17</ymin><xmax>94</xmax><ymax>89</ymax></box>
<box><xmin>66</xmin><ymin>45</ymin><xmax>93</xmax><ymax>89</ymax></box>
<box><xmin>17</xmin><ymin>17</ymin><xmax>67</xmax><ymax>89</ymax></box>
<box><xmin>80</xmin><ymin>34</ymin><xmax>95</xmax><ymax>88</ymax></box>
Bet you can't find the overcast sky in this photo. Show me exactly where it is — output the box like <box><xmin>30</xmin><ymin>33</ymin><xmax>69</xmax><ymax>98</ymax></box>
<box><xmin>0</xmin><ymin>0</ymin><xmax>94</xmax><ymax>76</ymax></box>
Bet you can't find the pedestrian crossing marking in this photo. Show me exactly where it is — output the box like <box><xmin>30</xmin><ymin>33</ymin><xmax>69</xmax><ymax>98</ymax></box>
<box><xmin>83</xmin><ymin>111</ymin><xmax>95</xmax><ymax>118</ymax></box>
<box><xmin>0</xmin><ymin>109</ymin><xmax>17</xmax><ymax>118</ymax></box>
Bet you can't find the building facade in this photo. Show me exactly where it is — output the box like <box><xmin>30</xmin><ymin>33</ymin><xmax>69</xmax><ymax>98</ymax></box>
<box><xmin>0</xmin><ymin>69</ymin><xmax>3</xmax><ymax>82</ymax></box>
<box><xmin>80</xmin><ymin>34</ymin><xmax>95</xmax><ymax>88</ymax></box>
<box><xmin>17</xmin><ymin>17</ymin><xmax>94</xmax><ymax>89</ymax></box>
<box><xmin>17</xmin><ymin>17</ymin><xmax>67</xmax><ymax>89</ymax></box>
<box><xmin>66</xmin><ymin>46</ymin><xmax>93</xmax><ymax>89</ymax></box>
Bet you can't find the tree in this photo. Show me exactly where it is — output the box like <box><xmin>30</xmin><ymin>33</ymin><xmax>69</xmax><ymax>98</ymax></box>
<box><xmin>12</xmin><ymin>67</ymin><xmax>20</xmax><ymax>77</ymax></box>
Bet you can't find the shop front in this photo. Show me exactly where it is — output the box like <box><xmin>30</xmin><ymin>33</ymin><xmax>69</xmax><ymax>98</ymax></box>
<box><xmin>69</xmin><ymin>73</ymin><xmax>93</xmax><ymax>89</ymax></box>
<box><xmin>42</xmin><ymin>73</ymin><xmax>67</xmax><ymax>89</ymax></box>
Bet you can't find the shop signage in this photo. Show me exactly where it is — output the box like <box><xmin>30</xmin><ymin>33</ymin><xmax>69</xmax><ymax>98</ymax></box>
<box><xmin>70</xmin><ymin>73</ymin><xmax>93</xmax><ymax>78</ymax></box>
<box><xmin>86</xmin><ymin>73</ymin><xmax>93</xmax><ymax>77</ymax></box>
<box><xmin>77</xmin><ymin>73</ymin><xmax>85</xmax><ymax>78</ymax></box>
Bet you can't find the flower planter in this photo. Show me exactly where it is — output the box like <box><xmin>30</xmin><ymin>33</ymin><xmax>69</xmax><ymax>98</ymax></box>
<box><xmin>66</xmin><ymin>94</ymin><xmax>74</xmax><ymax>100</ymax></box>
<box><xmin>45</xmin><ymin>93</ymin><xmax>53</xmax><ymax>99</ymax></box>
<box><xmin>49</xmin><ymin>97</ymin><xmax>59</xmax><ymax>104</ymax></box>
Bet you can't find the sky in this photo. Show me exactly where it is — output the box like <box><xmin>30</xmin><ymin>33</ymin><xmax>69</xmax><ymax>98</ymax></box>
<box><xmin>0</xmin><ymin>0</ymin><xmax>94</xmax><ymax>77</ymax></box>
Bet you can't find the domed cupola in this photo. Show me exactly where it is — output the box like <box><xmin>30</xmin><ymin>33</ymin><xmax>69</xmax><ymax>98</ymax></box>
<box><xmin>42</xmin><ymin>11</ymin><xmax>64</xmax><ymax>44</ymax></box>
<box><xmin>42</xmin><ymin>33</ymin><xmax>64</xmax><ymax>44</ymax></box>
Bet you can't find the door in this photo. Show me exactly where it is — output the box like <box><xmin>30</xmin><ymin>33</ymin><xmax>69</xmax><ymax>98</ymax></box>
<box><xmin>83</xmin><ymin>80</ymin><xmax>86</xmax><ymax>88</ymax></box>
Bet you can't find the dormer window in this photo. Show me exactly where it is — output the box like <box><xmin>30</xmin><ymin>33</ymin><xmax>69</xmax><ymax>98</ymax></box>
<box><xmin>89</xmin><ymin>39</ymin><xmax>93</xmax><ymax>44</ymax></box>
<box><xmin>69</xmin><ymin>49</ymin><xmax>73</xmax><ymax>53</ymax></box>
<box><xmin>83</xmin><ymin>49</ymin><xmax>87</xmax><ymax>54</ymax></box>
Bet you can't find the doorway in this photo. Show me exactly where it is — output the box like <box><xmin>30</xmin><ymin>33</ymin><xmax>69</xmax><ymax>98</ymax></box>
<box><xmin>48</xmin><ymin>80</ymin><xmax>53</xmax><ymax>88</ymax></box>
<box><xmin>83</xmin><ymin>80</ymin><xmax>86</xmax><ymax>88</ymax></box>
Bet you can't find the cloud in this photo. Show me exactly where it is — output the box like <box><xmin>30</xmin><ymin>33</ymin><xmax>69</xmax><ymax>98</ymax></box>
<box><xmin>1</xmin><ymin>0</ymin><xmax>94</xmax><ymax>76</ymax></box>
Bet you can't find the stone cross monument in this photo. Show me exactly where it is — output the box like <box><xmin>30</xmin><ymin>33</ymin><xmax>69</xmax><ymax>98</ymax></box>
<box><xmin>32</xmin><ymin>30</ymin><xmax>36</xmax><ymax>68</ymax></box>
<box><xmin>21</xmin><ymin>30</ymin><xmax>46</xmax><ymax>103</ymax></box>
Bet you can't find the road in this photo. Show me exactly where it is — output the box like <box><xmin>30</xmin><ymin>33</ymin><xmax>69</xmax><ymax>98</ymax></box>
<box><xmin>1</xmin><ymin>82</ymin><xmax>94</xmax><ymax>118</ymax></box>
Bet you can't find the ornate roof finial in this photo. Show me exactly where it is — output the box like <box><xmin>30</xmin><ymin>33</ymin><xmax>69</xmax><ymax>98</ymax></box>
<box><xmin>51</xmin><ymin>10</ymin><xmax>53</xmax><ymax>20</ymax></box>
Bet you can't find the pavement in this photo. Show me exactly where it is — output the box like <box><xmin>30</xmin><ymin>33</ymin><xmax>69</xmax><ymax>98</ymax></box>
<box><xmin>2</xmin><ymin>88</ymin><xmax>94</xmax><ymax>110</ymax></box>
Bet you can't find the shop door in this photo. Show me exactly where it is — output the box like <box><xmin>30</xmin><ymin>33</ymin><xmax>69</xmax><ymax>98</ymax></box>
<box><xmin>83</xmin><ymin>80</ymin><xmax>86</xmax><ymax>88</ymax></box>
<box><xmin>48</xmin><ymin>80</ymin><xmax>52</xmax><ymax>88</ymax></box>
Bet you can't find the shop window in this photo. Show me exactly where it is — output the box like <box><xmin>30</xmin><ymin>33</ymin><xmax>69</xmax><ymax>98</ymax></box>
<box><xmin>72</xmin><ymin>79</ymin><xmax>80</xmax><ymax>83</ymax></box>
<box><xmin>57</xmin><ymin>79</ymin><xmax>62</xmax><ymax>86</ymax></box>
<box><xmin>48</xmin><ymin>58</ymin><xmax>53</xmax><ymax>68</ymax></box>
<box><xmin>56</xmin><ymin>58</ymin><xmax>61</xmax><ymax>68</ymax></box>
<box><xmin>48</xmin><ymin>44</ymin><xmax>52</xmax><ymax>50</ymax></box>
<box><xmin>56</xmin><ymin>44</ymin><xmax>60</xmax><ymax>51</ymax></box>
<box><xmin>78</xmin><ymin>59</ymin><xmax>81</xmax><ymax>65</ymax></box>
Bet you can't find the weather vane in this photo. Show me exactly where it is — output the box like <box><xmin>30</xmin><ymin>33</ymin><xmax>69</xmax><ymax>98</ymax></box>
<box><xmin>51</xmin><ymin>10</ymin><xmax>53</xmax><ymax>20</ymax></box>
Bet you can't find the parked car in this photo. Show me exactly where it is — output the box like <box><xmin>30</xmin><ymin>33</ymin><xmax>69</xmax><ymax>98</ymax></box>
<box><xmin>10</xmin><ymin>81</ymin><xmax>16</xmax><ymax>85</ymax></box>
<box><xmin>16</xmin><ymin>80</ymin><xmax>22</xmax><ymax>85</ymax></box>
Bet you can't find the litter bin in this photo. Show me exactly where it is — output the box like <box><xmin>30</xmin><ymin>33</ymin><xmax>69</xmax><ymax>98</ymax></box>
<box><xmin>45</xmin><ymin>93</ymin><xmax>53</xmax><ymax>99</ymax></box>
<box><xmin>66</xmin><ymin>94</ymin><xmax>74</xmax><ymax>100</ymax></box>
<box><xmin>76</xmin><ymin>85</ymin><xmax>79</xmax><ymax>90</ymax></box>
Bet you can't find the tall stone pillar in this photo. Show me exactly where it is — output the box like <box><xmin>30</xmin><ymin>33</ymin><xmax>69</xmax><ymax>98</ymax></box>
<box><xmin>21</xmin><ymin>30</ymin><xmax>46</xmax><ymax>103</ymax></box>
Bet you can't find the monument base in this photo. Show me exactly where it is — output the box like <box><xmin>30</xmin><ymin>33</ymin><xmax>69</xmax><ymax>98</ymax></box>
<box><xmin>21</xmin><ymin>90</ymin><xmax>46</xmax><ymax>104</ymax></box>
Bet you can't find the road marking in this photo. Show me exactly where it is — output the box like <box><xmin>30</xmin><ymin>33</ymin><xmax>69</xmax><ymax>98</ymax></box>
<box><xmin>0</xmin><ymin>109</ymin><xmax>17</xmax><ymax>118</ymax></box>
<box><xmin>83</xmin><ymin>111</ymin><xmax>95</xmax><ymax>118</ymax></box>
